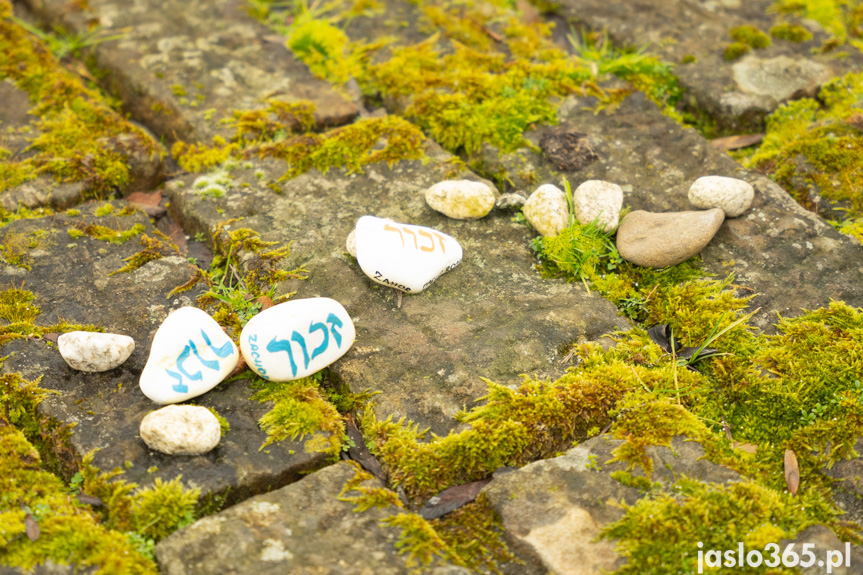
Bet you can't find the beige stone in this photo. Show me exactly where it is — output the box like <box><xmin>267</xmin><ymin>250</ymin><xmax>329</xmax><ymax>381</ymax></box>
<box><xmin>425</xmin><ymin>180</ymin><xmax>497</xmax><ymax>220</ymax></box>
<box><xmin>616</xmin><ymin>209</ymin><xmax>725</xmax><ymax>268</ymax></box>
<box><xmin>523</xmin><ymin>184</ymin><xmax>569</xmax><ymax>237</ymax></box>
<box><xmin>140</xmin><ymin>405</ymin><xmax>221</xmax><ymax>455</ymax></box>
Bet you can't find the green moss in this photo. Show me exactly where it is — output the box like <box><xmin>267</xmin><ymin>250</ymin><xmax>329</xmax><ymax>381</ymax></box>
<box><xmin>77</xmin><ymin>452</ymin><xmax>199</xmax><ymax>544</ymax></box>
<box><xmin>337</xmin><ymin>463</ymin><xmax>404</xmax><ymax>512</ymax></box>
<box><xmin>172</xmin><ymin>104</ymin><xmax>426</xmax><ymax>179</ymax></box>
<box><xmin>730</xmin><ymin>25</ymin><xmax>772</xmax><ymax>49</ymax></box>
<box><xmin>745</xmin><ymin>71</ymin><xmax>863</xmax><ymax>226</ymax></box>
<box><xmin>600</xmin><ymin>476</ymin><xmax>834</xmax><ymax>574</ymax></box>
<box><xmin>770</xmin><ymin>21</ymin><xmax>814</xmax><ymax>42</ymax></box>
<box><xmin>0</xmin><ymin>356</ymin><xmax>200</xmax><ymax>573</ymax></box>
<box><xmin>773</xmin><ymin>0</ymin><xmax>862</xmax><ymax>45</ymax></box>
<box><xmin>0</xmin><ymin>3</ymin><xmax>161</xmax><ymax>197</ymax></box>
<box><xmin>65</xmin><ymin>209</ymin><xmax>81</xmax><ymax>217</ymax></box>
<box><xmin>67</xmin><ymin>228</ymin><xmax>85</xmax><ymax>239</ymax></box>
<box><xmin>381</xmin><ymin>513</ymin><xmax>465</xmax><ymax>571</ymax></box>
<box><xmin>362</xmin><ymin>355</ymin><xmax>632</xmax><ymax>502</ymax></box>
<box><xmin>431</xmin><ymin>495</ymin><xmax>518</xmax><ymax>574</ymax></box>
<box><xmin>71</xmin><ymin>222</ymin><xmax>146</xmax><ymax>245</ymax></box>
<box><xmin>0</xmin><ymin>231</ymin><xmax>36</xmax><ymax>269</ymax></box>
<box><xmin>94</xmin><ymin>204</ymin><xmax>115</xmax><ymax>217</ymax></box>
<box><xmin>109</xmin><ymin>234</ymin><xmax>178</xmax><ymax>275</ymax></box>
<box><xmin>251</xmin><ymin>374</ymin><xmax>344</xmax><ymax>456</ymax></box>
<box><xmin>723</xmin><ymin>41</ymin><xmax>751</xmax><ymax>61</ymax></box>
<box><xmin>0</xmin><ymin>421</ymin><xmax>158</xmax><ymax>573</ymax></box>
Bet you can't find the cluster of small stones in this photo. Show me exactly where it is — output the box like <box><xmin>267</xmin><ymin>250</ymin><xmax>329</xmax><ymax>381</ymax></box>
<box><xmin>5</xmin><ymin>0</ymin><xmax>863</xmax><ymax>572</ymax></box>
<box><xmin>134</xmin><ymin>302</ymin><xmax>355</xmax><ymax>454</ymax></box>
<box><xmin>523</xmin><ymin>176</ymin><xmax>755</xmax><ymax>268</ymax></box>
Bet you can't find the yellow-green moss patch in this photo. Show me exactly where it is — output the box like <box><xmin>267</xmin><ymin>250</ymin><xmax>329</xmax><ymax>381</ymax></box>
<box><xmin>0</xmin><ymin>1</ymin><xmax>161</xmax><ymax>197</ymax></box>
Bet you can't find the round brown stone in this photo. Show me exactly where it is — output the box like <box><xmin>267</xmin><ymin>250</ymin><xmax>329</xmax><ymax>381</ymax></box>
<box><xmin>616</xmin><ymin>209</ymin><xmax>725</xmax><ymax>268</ymax></box>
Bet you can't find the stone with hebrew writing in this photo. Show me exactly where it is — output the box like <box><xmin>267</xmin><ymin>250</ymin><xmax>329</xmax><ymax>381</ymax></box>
<box><xmin>354</xmin><ymin>215</ymin><xmax>463</xmax><ymax>293</ymax></box>
<box><xmin>139</xmin><ymin>307</ymin><xmax>240</xmax><ymax>404</ymax></box>
<box><xmin>239</xmin><ymin>297</ymin><xmax>356</xmax><ymax>381</ymax></box>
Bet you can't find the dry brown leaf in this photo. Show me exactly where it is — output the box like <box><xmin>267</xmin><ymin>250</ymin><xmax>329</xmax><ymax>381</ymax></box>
<box><xmin>516</xmin><ymin>0</ymin><xmax>542</xmax><ymax>23</ymax></box>
<box><xmin>847</xmin><ymin>112</ymin><xmax>863</xmax><ymax>131</ymax></box>
<box><xmin>784</xmin><ymin>448</ymin><xmax>800</xmax><ymax>495</ymax></box>
<box><xmin>228</xmin><ymin>354</ymin><xmax>247</xmax><ymax>378</ymax></box>
<box><xmin>125</xmin><ymin>190</ymin><xmax>162</xmax><ymax>207</ymax></box>
<box><xmin>710</xmin><ymin>134</ymin><xmax>764</xmax><ymax>151</ymax></box>
<box><xmin>257</xmin><ymin>296</ymin><xmax>275</xmax><ymax>310</ymax></box>
<box><xmin>24</xmin><ymin>514</ymin><xmax>39</xmax><ymax>541</ymax></box>
<box><xmin>732</xmin><ymin>441</ymin><xmax>758</xmax><ymax>454</ymax></box>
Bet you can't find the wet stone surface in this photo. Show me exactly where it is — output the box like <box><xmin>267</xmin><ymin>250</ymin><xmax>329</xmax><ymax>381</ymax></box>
<box><xmin>550</xmin><ymin>0</ymin><xmax>863</xmax><ymax>130</ymax></box>
<box><xmin>0</xmin><ymin>202</ymin><xmax>328</xmax><ymax>503</ymax></box>
<box><xmin>167</xmin><ymin>141</ymin><xmax>629</xmax><ymax>435</ymax></box>
<box><xmin>20</xmin><ymin>0</ymin><xmax>358</xmax><ymax>143</ymax></box>
<box><xmin>486</xmin><ymin>93</ymin><xmax>863</xmax><ymax>330</ymax></box>
<box><xmin>155</xmin><ymin>461</ymin><xmax>450</xmax><ymax>575</ymax></box>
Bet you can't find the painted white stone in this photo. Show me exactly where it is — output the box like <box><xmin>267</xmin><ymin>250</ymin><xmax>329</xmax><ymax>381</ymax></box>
<box><xmin>573</xmin><ymin>180</ymin><xmax>623</xmax><ymax>231</ymax></box>
<box><xmin>139</xmin><ymin>307</ymin><xmax>239</xmax><ymax>404</ymax></box>
<box><xmin>139</xmin><ymin>404</ymin><xmax>221</xmax><ymax>455</ymax></box>
<box><xmin>425</xmin><ymin>180</ymin><xmax>496</xmax><ymax>220</ymax></box>
<box><xmin>523</xmin><ymin>184</ymin><xmax>569</xmax><ymax>237</ymax></box>
<box><xmin>688</xmin><ymin>175</ymin><xmax>754</xmax><ymax>217</ymax></box>
<box><xmin>239</xmin><ymin>297</ymin><xmax>356</xmax><ymax>381</ymax></box>
<box><xmin>58</xmin><ymin>331</ymin><xmax>134</xmax><ymax>372</ymax></box>
<box><xmin>354</xmin><ymin>216</ymin><xmax>462</xmax><ymax>293</ymax></box>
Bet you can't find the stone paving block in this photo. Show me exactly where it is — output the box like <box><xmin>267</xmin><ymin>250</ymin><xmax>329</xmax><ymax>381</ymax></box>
<box><xmin>0</xmin><ymin>202</ymin><xmax>327</xmax><ymax>503</ymax></box>
<box><xmin>155</xmin><ymin>461</ymin><xmax>448</xmax><ymax>575</ymax></box>
<box><xmin>483</xmin><ymin>93</ymin><xmax>863</xmax><ymax>329</ymax></box>
<box><xmin>21</xmin><ymin>0</ymin><xmax>358</xmax><ymax>143</ymax></box>
<box><xmin>482</xmin><ymin>435</ymin><xmax>741</xmax><ymax>575</ymax></box>
<box><xmin>551</xmin><ymin>0</ymin><xmax>863</xmax><ymax>130</ymax></box>
<box><xmin>166</xmin><ymin>141</ymin><xmax>630</xmax><ymax>435</ymax></box>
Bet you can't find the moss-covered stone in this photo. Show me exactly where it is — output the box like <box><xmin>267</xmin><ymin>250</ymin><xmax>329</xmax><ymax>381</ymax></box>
<box><xmin>770</xmin><ymin>21</ymin><xmax>814</xmax><ymax>43</ymax></box>
<box><xmin>745</xmin><ymin>71</ymin><xmax>863</xmax><ymax>234</ymax></box>
<box><xmin>0</xmin><ymin>1</ymin><xmax>163</xmax><ymax>199</ymax></box>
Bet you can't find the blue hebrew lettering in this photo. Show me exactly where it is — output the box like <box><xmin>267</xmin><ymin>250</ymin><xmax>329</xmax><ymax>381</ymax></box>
<box><xmin>326</xmin><ymin>313</ymin><xmax>343</xmax><ymax>348</ymax></box>
<box><xmin>267</xmin><ymin>336</ymin><xmax>298</xmax><ymax>377</ymax></box>
<box><xmin>190</xmin><ymin>340</ymin><xmax>220</xmax><ymax>371</ymax></box>
<box><xmin>176</xmin><ymin>344</ymin><xmax>205</xmax><ymax>382</ymax></box>
<box><xmin>309</xmin><ymin>320</ymin><xmax>329</xmax><ymax>361</ymax></box>
<box><xmin>200</xmin><ymin>329</ymin><xmax>234</xmax><ymax>358</ymax></box>
<box><xmin>292</xmin><ymin>331</ymin><xmax>310</xmax><ymax>369</ymax></box>
<box><xmin>166</xmin><ymin>369</ymin><xmax>188</xmax><ymax>393</ymax></box>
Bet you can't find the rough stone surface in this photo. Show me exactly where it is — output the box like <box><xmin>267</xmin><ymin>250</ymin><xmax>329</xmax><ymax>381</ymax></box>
<box><xmin>616</xmin><ymin>209</ymin><xmax>726</xmax><ymax>268</ymax></box>
<box><xmin>482</xmin><ymin>435</ymin><xmax>739</xmax><ymax>575</ymax></box>
<box><xmin>485</xmin><ymin>92</ymin><xmax>863</xmax><ymax>329</ymax></box>
<box><xmin>689</xmin><ymin>175</ymin><xmax>754</xmax><ymax>217</ymax></box>
<box><xmin>156</xmin><ymin>461</ymin><xmax>460</xmax><ymax>574</ymax></box>
<box><xmin>550</xmin><ymin>0</ymin><xmax>861</xmax><ymax>129</ymax></box>
<box><xmin>573</xmin><ymin>180</ymin><xmax>623</xmax><ymax>231</ymax></box>
<box><xmin>20</xmin><ymin>0</ymin><xmax>357</xmax><ymax>144</ymax></box>
<box><xmin>167</xmin><ymin>142</ymin><xmax>629</xmax><ymax>435</ymax></box>
<box><xmin>425</xmin><ymin>180</ymin><xmax>497</xmax><ymax>220</ymax></box>
<box><xmin>826</xmin><ymin>438</ymin><xmax>863</xmax><ymax>527</ymax></box>
<box><xmin>523</xmin><ymin>184</ymin><xmax>569</xmax><ymax>237</ymax></box>
<box><xmin>57</xmin><ymin>331</ymin><xmax>135</xmax><ymax>372</ymax></box>
<box><xmin>0</xmin><ymin>203</ymin><xmax>328</xmax><ymax>502</ymax></box>
<box><xmin>782</xmin><ymin>525</ymin><xmax>863</xmax><ymax>575</ymax></box>
<box><xmin>140</xmin><ymin>404</ymin><xmax>222</xmax><ymax>455</ymax></box>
